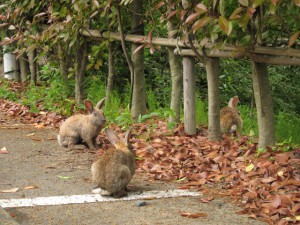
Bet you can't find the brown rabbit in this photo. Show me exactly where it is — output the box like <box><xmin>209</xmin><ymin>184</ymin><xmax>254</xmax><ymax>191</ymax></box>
<box><xmin>91</xmin><ymin>128</ymin><xmax>135</xmax><ymax>198</ymax></box>
<box><xmin>57</xmin><ymin>98</ymin><xmax>106</xmax><ymax>150</ymax></box>
<box><xmin>220</xmin><ymin>96</ymin><xmax>243</xmax><ymax>135</ymax></box>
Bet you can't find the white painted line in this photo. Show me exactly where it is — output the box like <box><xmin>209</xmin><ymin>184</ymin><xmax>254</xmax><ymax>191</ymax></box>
<box><xmin>0</xmin><ymin>189</ymin><xmax>201</xmax><ymax>208</ymax></box>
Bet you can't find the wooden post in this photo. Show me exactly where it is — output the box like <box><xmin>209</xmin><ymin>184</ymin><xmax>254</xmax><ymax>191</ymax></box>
<box><xmin>183</xmin><ymin>56</ymin><xmax>196</xmax><ymax>135</ymax></box>
<box><xmin>252</xmin><ymin>61</ymin><xmax>275</xmax><ymax>148</ymax></box>
<box><xmin>206</xmin><ymin>57</ymin><xmax>221</xmax><ymax>141</ymax></box>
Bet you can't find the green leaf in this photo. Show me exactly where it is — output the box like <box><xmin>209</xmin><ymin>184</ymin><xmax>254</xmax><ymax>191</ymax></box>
<box><xmin>218</xmin><ymin>16</ymin><xmax>232</xmax><ymax>36</ymax></box>
<box><xmin>195</xmin><ymin>3</ymin><xmax>207</xmax><ymax>12</ymax></box>
<box><xmin>253</xmin><ymin>0</ymin><xmax>264</xmax><ymax>8</ymax></box>
<box><xmin>288</xmin><ymin>31</ymin><xmax>300</xmax><ymax>47</ymax></box>
<box><xmin>239</xmin><ymin>35</ymin><xmax>251</xmax><ymax>46</ymax></box>
<box><xmin>192</xmin><ymin>17</ymin><xmax>213</xmax><ymax>33</ymax></box>
<box><xmin>154</xmin><ymin>2</ymin><xmax>165</xmax><ymax>9</ymax></box>
<box><xmin>229</xmin><ymin>7</ymin><xmax>243</xmax><ymax>20</ymax></box>
<box><xmin>239</xmin><ymin>0</ymin><xmax>249</xmax><ymax>7</ymax></box>
<box><xmin>185</xmin><ymin>12</ymin><xmax>201</xmax><ymax>24</ymax></box>
<box><xmin>239</xmin><ymin>14</ymin><xmax>250</xmax><ymax>28</ymax></box>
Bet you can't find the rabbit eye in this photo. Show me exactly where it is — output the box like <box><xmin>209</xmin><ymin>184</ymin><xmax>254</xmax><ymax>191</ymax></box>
<box><xmin>93</xmin><ymin>112</ymin><xmax>97</xmax><ymax>116</ymax></box>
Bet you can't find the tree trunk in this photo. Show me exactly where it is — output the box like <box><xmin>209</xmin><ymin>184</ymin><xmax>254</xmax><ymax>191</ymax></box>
<box><xmin>206</xmin><ymin>57</ymin><xmax>221</xmax><ymax>141</ymax></box>
<box><xmin>106</xmin><ymin>42</ymin><xmax>115</xmax><ymax>103</ymax></box>
<box><xmin>252</xmin><ymin>61</ymin><xmax>275</xmax><ymax>148</ymax></box>
<box><xmin>58</xmin><ymin>43</ymin><xmax>69</xmax><ymax>83</ymax></box>
<box><xmin>183</xmin><ymin>56</ymin><xmax>196</xmax><ymax>135</ymax></box>
<box><xmin>28</xmin><ymin>49</ymin><xmax>37</xmax><ymax>85</ymax></box>
<box><xmin>167</xmin><ymin>12</ymin><xmax>182</xmax><ymax>123</ymax></box>
<box><xmin>130</xmin><ymin>0</ymin><xmax>146</xmax><ymax>121</ymax></box>
<box><xmin>75</xmin><ymin>39</ymin><xmax>88</xmax><ymax>105</ymax></box>
<box><xmin>19</xmin><ymin>52</ymin><xmax>29</xmax><ymax>82</ymax></box>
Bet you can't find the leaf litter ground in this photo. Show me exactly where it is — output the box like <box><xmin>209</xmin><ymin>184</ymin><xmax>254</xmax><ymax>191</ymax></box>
<box><xmin>1</xmin><ymin>98</ymin><xmax>300</xmax><ymax>224</ymax></box>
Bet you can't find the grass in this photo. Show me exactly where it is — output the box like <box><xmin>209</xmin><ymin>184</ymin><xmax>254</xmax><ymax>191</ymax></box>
<box><xmin>0</xmin><ymin>79</ymin><xmax>299</xmax><ymax>145</ymax></box>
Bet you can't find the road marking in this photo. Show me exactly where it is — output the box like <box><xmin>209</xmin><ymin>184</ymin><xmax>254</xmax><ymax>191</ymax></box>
<box><xmin>0</xmin><ymin>190</ymin><xmax>201</xmax><ymax>208</ymax></box>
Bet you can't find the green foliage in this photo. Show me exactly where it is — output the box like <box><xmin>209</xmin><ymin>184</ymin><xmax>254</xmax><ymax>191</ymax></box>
<box><xmin>0</xmin><ymin>80</ymin><xmax>18</xmax><ymax>101</ymax></box>
<box><xmin>219</xmin><ymin>59</ymin><xmax>252</xmax><ymax>105</ymax></box>
<box><xmin>275</xmin><ymin>112</ymin><xmax>300</xmax><ymax>144</ymax></box>
<box><xmin>238</xmin><ymin>105</ymin><xmax>258</xmax><ymax>137</ymax></box>
<box><xmin>195</xmin><ymin>94</ymin><xmax>208</xmax><ymax>125</ymax></box>
<box><xmin>114</xmin><ymin>108</ymin><xmax>132</xmax><ymax>130</ymax></box>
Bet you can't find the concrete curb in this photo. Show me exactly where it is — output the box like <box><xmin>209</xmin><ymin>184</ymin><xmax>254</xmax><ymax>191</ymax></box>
<box><xmin>0</xmin><ymin>206</ymin><xmax>19</xmax><ymax>225</ymax></box>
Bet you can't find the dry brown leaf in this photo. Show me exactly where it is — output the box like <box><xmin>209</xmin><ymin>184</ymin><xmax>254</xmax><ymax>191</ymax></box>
<box><xmin>0</xmin><ymin>187</ymin><xmax>19</xmax><ymax>193</ymax></box>
<box><xmin>0</xmin><ymin>147</ymin><xmax>8</xmax><ymax>154</ymax></box>
<box><xmin>180</xmin><ymin>211</ymin><xmax>208</xmax><ymax>218</ymax></box>
<box><xmin>200</xmin><ymin>196</ymin><xmax>214</xmax><ymax>203</ymax></box>
<box><xmin>23</xmin><ymin>185</ymin><xmax>38</xmax><ymax>190</ymax></box>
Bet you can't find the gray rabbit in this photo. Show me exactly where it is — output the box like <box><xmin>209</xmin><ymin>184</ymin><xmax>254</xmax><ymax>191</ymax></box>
<box><xmin>57</xmin><ymin>98</ymin><xmax>106</xmax><ymax>150</ymax></box>
<box><xmin>91</xmin><ymin>128</ymin><xmax>136</xmax><ymax>198</ymax></box>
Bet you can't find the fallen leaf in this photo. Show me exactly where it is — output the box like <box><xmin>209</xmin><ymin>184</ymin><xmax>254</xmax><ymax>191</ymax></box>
<box><xmin>0</xmin><ymin>187</ymin><xmax>19</xmax><ymax>193</ymax></box>
<box><xmin>180</xmin><ymin>211</ymin><xmax>208</xmax><ymax>218</ymax></box>
<box><xmin>0</xmin><ymin>147</ymin><xmax>8</xmax><ymax>154</ymax></box>
<box><xmin>277</xmin><ymin>171</ymin><xmax>284</xmax><ymax>177</ymax></box>
<box><xmin>35</xmin><ymin>123</ymin><xmax>45</xmax><ymax>129</ymax></box>
<box><xmin>246</xmin><ymin>163</ymin><xmax>255</xmax><ymax>172</ymax></box>
<box><xmin>200</xmin><ymin>196</ymin><xmax>215</xmax><ymax>203</ymax></box>
<box><xmin>58</xmin><ymin>176</ymin><xmax>72</xmax><ymax>179</ymax></box>
<box><xmin>23</xmin><ymin>185</ymin><xmax>38</xmax><ymax>190</ymax></box>
<box><xmin>143</xmin><ymin>196</ymin><xmax>157</xmax><ymax>200</ymax></box>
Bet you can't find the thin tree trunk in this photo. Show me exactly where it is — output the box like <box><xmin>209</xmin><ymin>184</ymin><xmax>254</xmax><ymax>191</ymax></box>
<box><xmin>75</xmin><ymin>39</ymin><xmax>88</xmax><ymax>105</ymax></box>
<box><xmin>58</xmin><ymin>43</ymin><xmax>68</xmax><ymax>83</ymax></box>
<box><xmin>130</xmin><ymin>0</ymin><xmax>146</xmax><ymax>121</ymax></box>
<box><xmin>206</xmin><ymin>58</ymin><xmax>221</xmax><ymax>141</ymax></box>
<box><xmin>167</xmin><ymin>15</ymin><xmax>182</xmax><ymax>123</ymax></box>
<box><xmin>28</xmin><ymin>49</ymin><xmax>37</xmax><ymax>85</ymax></box>
<box><xmin>106</xmin><ymin>42</ymin><xmax>115</xmax><ymax>103</ymax></box>
<box><xmin>252</xmin><ymin>61</ymin><xmax>275</xmax><ymax>148</ymax></box>
<box><xmin>183</xmin><ymin>56</ymin><xmax>196</xmax><ymax>135</ymax></box>
<box><xmin>19</xmin><ymin>52</ymin><xmax>29</xmax><ymax>82</ymax></box>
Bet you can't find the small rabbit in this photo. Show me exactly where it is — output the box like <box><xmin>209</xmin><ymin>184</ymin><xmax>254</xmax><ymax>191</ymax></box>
<box><xmin>91</xmin><ymin>128</ymin><xmax>135</xmax><ymax>198</ymax></box>
<box><xmin>220</xmin><ymin>96</ymin><xmax>243</xmax><ymax>135</ymax></box>
<box><xmin>57</xmin><ymin>98</ymin><xmax>106</xmax><ymax>150</ymax></box>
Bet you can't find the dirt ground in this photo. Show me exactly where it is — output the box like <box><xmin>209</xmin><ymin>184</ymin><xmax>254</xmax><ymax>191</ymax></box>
<box><xmin>0</xmin><ymin>112</ymin><xmax>266</xmax><ymax>225</ymax></box>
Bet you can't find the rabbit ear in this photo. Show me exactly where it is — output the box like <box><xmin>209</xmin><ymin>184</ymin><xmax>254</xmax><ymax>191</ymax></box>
<box><xmin>84</xmin><ymin>100</ymin><xmax>94</xmax><ymax>113</ymax></box>
<box><xmin>124</xmin><ymin>128</ymin><xmax>132</xmax><ymax>145</ymax></box>
<box><xmin>105</xmin><ymin>128</ymin><xmax>120</xmax><ymax>147</ymax></box>
<box><xmin>96</xmin><ymin>97</ymin><xmax>106</xmax><ymax>109</ymax></box>
<box><xmin>231</xmin><ymin>96</ymin><xmax>239</xmax><ymax>108</ymax></box>
<box><xmin>228</xmin><ymin>96</ymin><xmax>239</xmax><ymax>108</ymax></box>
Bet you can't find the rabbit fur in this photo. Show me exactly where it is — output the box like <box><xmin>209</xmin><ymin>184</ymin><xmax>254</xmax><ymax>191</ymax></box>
<box><xmin>91</xmin><ymin>128</ymin><xmax>136</xmax><ymax>198</ymax></box>
<box><xmin>220</xmin><ymin>96</ymin><xmax>243</xmax><ymax>135</ymax></box>
<box><xmin>57</xmin><ymin>98</ymin><xmax>106</xmax><ymax>150</ymax></box>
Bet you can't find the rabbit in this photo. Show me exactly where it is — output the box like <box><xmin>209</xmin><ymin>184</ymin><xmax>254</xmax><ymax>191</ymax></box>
<box><xmin>57</xmin><ymin>98</ymin><xmax>106</xmax><ymax>150</ymax></box>
<box><xmin>91</xmin><ymin>128</ymin><xmax>136</xmax><ymax>198</ymax></box>
<box><xmin>220</xmin><ymin>96</ymin><xmax>243</xmax><ymax>135</ymax></box>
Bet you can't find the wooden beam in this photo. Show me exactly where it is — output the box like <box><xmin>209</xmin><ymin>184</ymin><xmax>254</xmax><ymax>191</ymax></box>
<box><xmin>251</xmin><ymin>54</ymin><xmax>300</xmax><ymax>66</ymax></box>
<box><xmin>81</xmin><ymin>29</ymin><xmax>300</xmax><ymax>64</ymax></box>
<box><xmin>176</xmin><ymin>49</ymin><xmax>245</xmax><ymax>59</ymax></box>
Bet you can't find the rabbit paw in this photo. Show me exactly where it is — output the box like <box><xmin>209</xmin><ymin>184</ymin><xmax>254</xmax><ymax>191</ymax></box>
<box><xmin>92</xmin><ymin>187</ymin><xmax>102</xmax><ymax>194</ymax></box>
<box><xmin>100</xmin><ymin>190</ymin><xmax>111</xmax><ymax>196</ymax></box>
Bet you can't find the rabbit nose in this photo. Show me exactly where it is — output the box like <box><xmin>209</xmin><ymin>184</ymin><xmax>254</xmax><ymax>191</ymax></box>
<box><xmin>102</xmin><ymin>119</ymin><xmax>106</xmax><ymax>123</ymax></box>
